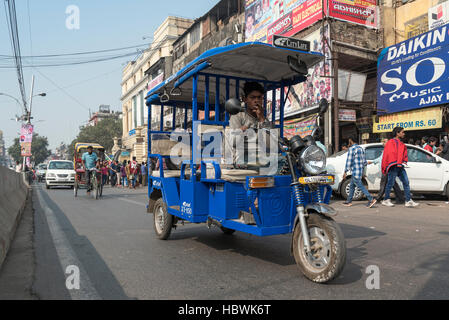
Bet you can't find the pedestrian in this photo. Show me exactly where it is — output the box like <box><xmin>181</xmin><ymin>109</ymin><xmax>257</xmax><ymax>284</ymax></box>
<box><xmin>121</xmin><ymin>161</ymin><xmax>128</xmax><ymax>187</ymax></box>
<box><xmin>141</xmin><ymin>162</ymin><xmax>148</xmax><ymax>186</ymax></box>
<box><xmin>341</xmin><ymin>143</ymin><xmax>348</xmax><ymax>152</ymax></box>
<box><xmin>425</xmin><ymin>136</ymin><xmax>438</xmax><ymax>153</ymax></box>
<box><xmin>342</xmin><ymin>136</ymin><xmax>377</xmax><ymax>208</ymax></box>
<box><xmin>15</xmin><ymin>160</ymin><xmax>22</xmax><ymax>173</ymax></box>
<box><xmin>110</xmin><ymin>160</ymin><xmax>118</xmax><ymax>187</ymax></box>
<box><xmin>421</xmin><ymin>136</ymin><xmax>429</xmax><ymax>149</ymax></box>
<box><xmin>381</xmin><ymin>127</ymin><xmax>419</xmax><ymax>207</ymax></box>
<box><xmin>135</xmin><ymin>162</ymin><xmax>141</xmax><ymax>188</ymax></box>
<box><xmin>126</xmin><ymin>160</ymin><xmax>134</xmax><ymax>189</ymax></box>
<box><xmin>101</xmin><ymin>161</ymin><xmax>109</xmax><ymax>187</ymax></box>
<box><xmin>368</xmin><ymin>139</ymin><xmax>405</xmax><ymax>204</ymax></box>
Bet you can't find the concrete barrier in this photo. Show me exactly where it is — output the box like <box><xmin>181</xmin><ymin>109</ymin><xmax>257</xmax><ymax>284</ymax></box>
<box><xmin>0</xmin><ymin>166</ymin><xmax>30</xmax><ymax>269</ymax></box>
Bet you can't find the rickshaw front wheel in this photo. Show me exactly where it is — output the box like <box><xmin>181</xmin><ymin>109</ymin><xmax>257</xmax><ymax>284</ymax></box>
<box><xmin>153</xmin><ymin>198</ymin><xmax>173</xmax><ymax>240</ymax></box>
<box><xmin>292</xmin><ymin>213</ymin><xmax>346</xmax><ymax>283</ymax></box>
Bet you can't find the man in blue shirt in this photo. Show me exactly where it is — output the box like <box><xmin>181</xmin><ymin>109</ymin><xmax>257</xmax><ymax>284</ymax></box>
<box><xmin>342</xmin><ymin>136</ymin><xmax>377</xmax><ymax>208</ymax></box>
<box><xmin>82</xmin><ymin>146</ymin><xmax>99</xmax><ymax>193</ymax></box>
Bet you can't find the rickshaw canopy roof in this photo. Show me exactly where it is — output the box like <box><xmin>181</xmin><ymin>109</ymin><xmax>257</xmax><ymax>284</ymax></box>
<box><xmin>146</xmin><ymin>42</ymin><xmax>324</xmax><ymax>106</ymax></box>
<box><xmin>75</xmin><ymin>143</ymin><xmax>105</xmax><ymax>153</ymax></box>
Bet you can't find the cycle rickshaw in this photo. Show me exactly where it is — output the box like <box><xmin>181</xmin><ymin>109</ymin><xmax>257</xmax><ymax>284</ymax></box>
<box><xmin>73</xmin><ymin>142</ymin><xmax>105</xmax><ymax>199</ymax></box>
<box><xmin>145</xmin><ymin>42</ymin><xmax>346</xmax><ymax>283</ymax></box>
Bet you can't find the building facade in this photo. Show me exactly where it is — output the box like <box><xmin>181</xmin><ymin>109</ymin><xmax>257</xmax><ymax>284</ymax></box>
<box><xmin>88</xmin><ymin>105</ymin><xmax>122</xmax><ymax>127</ymax></box>
<box><xmin>120</xmin><ymin>16</ymin><xmax>193</xmax><ymax>162</ymax></box>
<box><xmin>378</xmin><ymin>0</ymin><xmax>449</xmax><ymax>143</ymax></box>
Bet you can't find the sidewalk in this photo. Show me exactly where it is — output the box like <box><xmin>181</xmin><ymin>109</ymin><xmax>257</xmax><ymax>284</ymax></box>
<box><xmin>0</xmin><ymin>192</ymin><xmax>37</xmax><ymax>300</ymax></box>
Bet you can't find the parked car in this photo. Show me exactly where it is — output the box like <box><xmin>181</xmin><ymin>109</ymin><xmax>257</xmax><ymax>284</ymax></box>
<box><xmin>326</xmin><ymin>143</ymin><xmax>449</xmax><ymax>200</ymax></box>
<box><xmin>36</xmin><ymin>163</ymin><xmax>48</xmax><ymax>182</ymax></box>
<box><xmin>45</xmin><ymin>160</ymin><xmax>75</xmax><ymax>189</ymax></box>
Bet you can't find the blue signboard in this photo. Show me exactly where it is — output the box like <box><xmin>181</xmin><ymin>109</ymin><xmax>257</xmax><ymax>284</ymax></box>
<box><xmin>377</xmin><ymin>23</ymin><xmax>449</xmax><ymax>114</ymax></box>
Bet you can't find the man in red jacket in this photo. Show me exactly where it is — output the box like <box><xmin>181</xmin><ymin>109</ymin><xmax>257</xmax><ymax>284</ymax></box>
<box><xmin>381</xmin><ymin>127</ymin><xmax>419</xmax><ymax>207</ymax></box>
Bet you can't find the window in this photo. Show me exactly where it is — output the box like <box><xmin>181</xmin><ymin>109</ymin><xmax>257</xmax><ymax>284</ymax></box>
<box><xmin>407</xmin><ymin>147</ymin><xmax>434</xmax><ymax>163</ymax></box>
<box><xmin>49</xmin><ymin>162</ymin><xmax>74</xmax><ymax>170</ymax></box>
<box><xmin>190</xmin><ymin>24</ymin><xmax>201</xmax><ymax>47</ymax></box>
<box><xmin>365</xmin><ymin>146</ymin><xmax>384</xmax><ymax>161</ymax></box>
<box><xmin>174</xmin><ymin>42</ymin><xmax>186</xmax><ymax>60</ymax></box>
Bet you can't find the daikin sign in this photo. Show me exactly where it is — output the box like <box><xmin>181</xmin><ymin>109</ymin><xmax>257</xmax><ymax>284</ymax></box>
<box><xmin>377</xmin><ymin>24</ymin><xmax>449</xmax><ymax>113</ymax></box>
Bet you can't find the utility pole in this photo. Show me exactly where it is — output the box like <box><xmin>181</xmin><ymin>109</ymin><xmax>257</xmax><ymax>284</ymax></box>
<box><xmin>333</xmin><ymin>51</ymin><xmax>340</xmax><ymax>153</ymax></box>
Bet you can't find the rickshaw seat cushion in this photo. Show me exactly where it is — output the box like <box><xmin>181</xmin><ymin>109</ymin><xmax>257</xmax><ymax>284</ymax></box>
<box><xmin>150</xmin><ymin>170</ymin><xmax>181</xmax><ymax>178</ymax></box>
<box><xmin>76</xmin><ymin>168</ymin><xmax>85</xmax><ymax>173</ymax></box>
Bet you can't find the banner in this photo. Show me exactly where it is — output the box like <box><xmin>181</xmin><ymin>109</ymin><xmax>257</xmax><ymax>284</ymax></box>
<box><xmin>429</xmin><ymin>1</ymin><xmax>449</xmax><ymax>30</ymax></box>
<box><xmin>20</xmin><ymin>124</ymin><xmax>34</xmax><ymax>143</ymax></box>
<box><xmin>328</xmin><ymin>0</ymin><xmax>378</xmax><ymax>29</ymax></box>
<box><xmin>21</xmin><ymin>142</ymin><xmax>32</xmax><ymax>157</ymax></box>
<box><xmin>245</xmin><ymin>0</ymin><xmax>322</xmax><ymax>43</ymax></box>
<box><xmin>373</xmin><ymin>106</ymin><xmax>442</xmax><ymax>133</ymax></box>
<box><xmin>378</xmin><ymin>23</ymin><xmax>449</xmax><ymax>114</ymax></box>
<box><xmin>339</xmin><ymin>109</ymin><xmax>356</xmax><ymax>121</ymax></box>
<box><xmin>284</xmin><ymin>24</ymin><xmax>332</xmax><ymax>116</ymax></box>
<box><xmin>284</xmin><ymin>114</ymin><xmax>319</xmax><ymax>138</ymax></box>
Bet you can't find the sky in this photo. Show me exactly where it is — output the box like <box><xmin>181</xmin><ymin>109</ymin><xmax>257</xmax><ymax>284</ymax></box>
<box><xmin>0</xmin><ymin>0</ymin><xmax>219</xmax><ymax>152</ymax></box>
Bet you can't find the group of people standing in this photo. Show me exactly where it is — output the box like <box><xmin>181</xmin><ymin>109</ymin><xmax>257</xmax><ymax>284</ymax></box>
<box><xmin>342</xmin><ymin>126</ymin><xmax>419</xmax><ymax>208</ymax></box>
<box><xmin>101</xmin><ymin>157</ymin><xmax>149</xmax><ymax>189</ymax></box>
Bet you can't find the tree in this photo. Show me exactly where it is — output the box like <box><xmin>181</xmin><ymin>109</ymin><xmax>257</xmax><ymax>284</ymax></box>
<box><xmin>8</xmin><ymin>133</ymin><xmax>51</xmax><ymax>165</ymax></box>
<box><xmin>68</xmin><ymin>118</ymin><xmax>122</xmax><ymax>159</ymax></box>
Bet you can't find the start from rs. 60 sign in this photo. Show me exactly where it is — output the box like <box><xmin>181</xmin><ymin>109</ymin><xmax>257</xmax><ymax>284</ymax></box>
<box><xmin>372</xmin><ymin>106</ymin><xmax>442</xmax><ymax>133</ymax></box>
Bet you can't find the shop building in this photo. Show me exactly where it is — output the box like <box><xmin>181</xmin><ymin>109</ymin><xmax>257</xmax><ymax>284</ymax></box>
<box><xmin>120</xmin><ymin>16</ymin><xmax>193</xmax><ymax>162</ymax></box>
<box><xmin>376</xmin><ymin>18</ymin><xmax>449</xmax><ymax>143</ymax></box>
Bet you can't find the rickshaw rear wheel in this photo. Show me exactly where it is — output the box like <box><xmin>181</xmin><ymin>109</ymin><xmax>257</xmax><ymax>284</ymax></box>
<box><xmin>220</xmin><ymin>227</ymin><xmax>235</xmax><ymax>235</ymax></box>
<box><xmin>292</xmin><ymin>213</ymin><xmax>346</xmax><ymax>283</ymax></box>
<box><xmin>153</xmin><ymin>198</ymin><xmax>173</xmax><ymax>240</ymax></box>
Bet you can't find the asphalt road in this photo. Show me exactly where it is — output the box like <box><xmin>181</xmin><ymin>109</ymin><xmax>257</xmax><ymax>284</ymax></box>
<box><xmin>26</xmin><ymin>183</ymin><xmax>449</xmax><ymax>300</ymax></box>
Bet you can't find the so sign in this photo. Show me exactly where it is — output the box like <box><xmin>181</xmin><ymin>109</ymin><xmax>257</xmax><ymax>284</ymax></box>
<box><xmin>377</xmin><ymin>24</ymin><xmax>449</xmax><ymax>114</ymax></box>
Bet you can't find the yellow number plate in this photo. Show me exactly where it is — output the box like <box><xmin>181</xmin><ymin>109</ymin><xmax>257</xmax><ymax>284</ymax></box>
<box><xmin>298</xmin><ymin>176</ymin><xmax>335</xmax><ymax>185</ymax></box>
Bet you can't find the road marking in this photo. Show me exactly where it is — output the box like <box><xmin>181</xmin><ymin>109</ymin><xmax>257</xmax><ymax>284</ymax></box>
<box><xmin>35</xmin><ymin>187</ymin><xmax>101</xmax><ymax>300</ymax></box>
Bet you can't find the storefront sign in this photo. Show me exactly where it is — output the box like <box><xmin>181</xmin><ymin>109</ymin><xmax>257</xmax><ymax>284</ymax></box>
<box><xmin>273</xmin><ymin>35</ymin><xmax>310</xmax><ymax>51</ymax></box>
<box><xmin>372</xmin><ymin>106</ymin><xmax>442</xmax><ymax>133</ymax></box>
<box><xmin>328</xmin><ymin>0</ymin><xmax>378</xmax><ymax>29</ymax></box>
<box><xmin>245</xmin><ymin>0</ymin><xmax>322</xmax><ymax>43</ymax></box>
<box><xmin>377</xmin><ymin>23</ymin><xmax>449</xmax><ymax>114</ymax></box>
<box><xmin>284</xmin><ymin>114</ymin><xmax>319</xmax><ymax>138</ymax></box>
<box><xmin>148</xmin><ymin>73</ymin><xmax>164</xmax><ymax>91</ymax></box>
<box><xmin>429</xmin><ymin>1</ymin><xmax>449</xmax><ymax>30</ymax></box>
<box><xmin>339</xmin><ymin>109</ymin><xmax>356</xmax><ymax>121</ymax></box>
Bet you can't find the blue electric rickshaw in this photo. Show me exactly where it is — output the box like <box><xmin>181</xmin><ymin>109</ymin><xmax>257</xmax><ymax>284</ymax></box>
<box><xmin>145</xmin><ymin>42</ymin><xmax>346</xmax><ymax>283</ymax></box>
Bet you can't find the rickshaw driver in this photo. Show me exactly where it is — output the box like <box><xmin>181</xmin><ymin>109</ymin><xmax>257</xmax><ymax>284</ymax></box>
<box><xmin>229</xmin><ymin>82</ymin><xmax>270</xmax><ymax>131</ymax></box>
<box><xmin>82</xmin><ymin>145</ymin><xmax>99</xmax><ymax>194</ymax></box>
<box><xmin>228</xmin><ymin>82</ymin><xmax>280</xmax><ymax>172</ymax></box>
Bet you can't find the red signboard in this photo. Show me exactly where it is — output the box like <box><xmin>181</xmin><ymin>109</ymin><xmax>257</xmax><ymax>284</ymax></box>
<box><xmin>267</xmin><ymin>0</ymin><xmax>323</xmax><ymax>44</ymax></box>
<box><xmin>328</xmin><ymin>0</ymin><xmax>378</xmax><ymax>29</ymax></box>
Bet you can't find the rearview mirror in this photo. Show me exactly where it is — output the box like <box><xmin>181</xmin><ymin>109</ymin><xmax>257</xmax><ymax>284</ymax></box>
<box><xmin>225</xmin><ymin>98</ymin><xmax>245</xmax><ymax>115</ymax></box>
<box><xmin>287</xmin><ymin>56</ymin><xmax>308</xmax><ymax>76</ymax></box>
<box><xmin>319</xmin><ymin>99</ymin><xmax>329</xmax><ymax>115</ymax></box>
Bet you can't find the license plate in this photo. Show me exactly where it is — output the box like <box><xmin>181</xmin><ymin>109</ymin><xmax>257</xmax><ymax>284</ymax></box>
<box><xmin>298</xmin><ymin>176</ymin><xmax>335</xmax><ymax>185</ymax></box>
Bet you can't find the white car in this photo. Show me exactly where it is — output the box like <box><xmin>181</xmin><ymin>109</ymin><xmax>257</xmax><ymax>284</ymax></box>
<box><xmin>45</xmin><ymin>160</ymin><xmax>76</xmax><ymax>189</ymax></box>
<box><xmin>326</xmin><ymin>143</ymin><xmax>449</xmax><ymax>200</ymax></box>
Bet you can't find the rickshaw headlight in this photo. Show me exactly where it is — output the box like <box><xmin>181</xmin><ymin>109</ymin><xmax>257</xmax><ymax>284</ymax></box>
<box><xmin>300</xmin><ymin>145</ymin><xmax>326</xmax><ymax>175</ymax></box>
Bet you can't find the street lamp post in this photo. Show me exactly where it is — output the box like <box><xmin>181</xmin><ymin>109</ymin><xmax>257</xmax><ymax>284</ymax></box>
<box><xmin>1</xmin><ymin>78</ymin><xmax>46</xmax><ymax>171</ymax></box>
